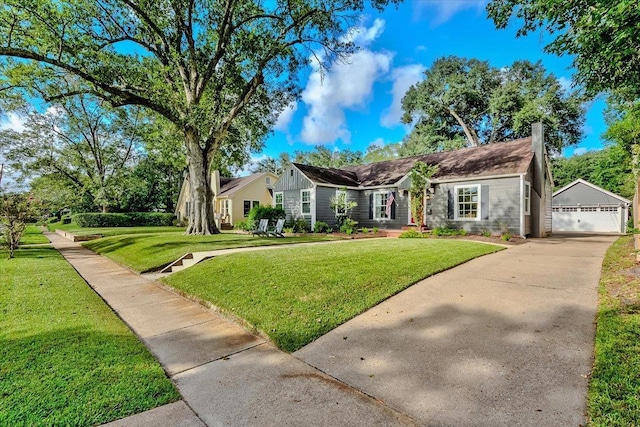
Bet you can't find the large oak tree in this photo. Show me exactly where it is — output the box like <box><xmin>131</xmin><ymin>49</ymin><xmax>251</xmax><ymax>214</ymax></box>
<box><xmin>0</xmin><ymin>0</ymin><xmax>398</xmax><ymax>234</ymax></box>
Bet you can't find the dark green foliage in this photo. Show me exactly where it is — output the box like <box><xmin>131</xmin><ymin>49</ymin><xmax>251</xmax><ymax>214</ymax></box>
<box><xmin>247</xmin><ymin>206</ymin><xmax>285</xmax><ymax>225</ymax></box>
<box><xmin>401</xmin><ymin>56</ymin><xmax>585</xmax><ymax>154</ymax></box>
<box><xmin>293</xmin><ymin>146</ymin><xmax>364</xmax><ymax>168</ymax></box>
<box><xmin>487</xmin><ymin>0</ymin><xmax>640</xmax><ymax>98</ymax></box>
<box><xmin>288</xmin><ymin>218</ymin><xmax>310</xmax><ymax>233</ymax></box>
<box><xmin>233</xmin><ymin>219</ymin><xmax>253</xmax><ymax>232</ymax></box>
<box><xmin>432</xmin><ymin>227</ymin><xmax>463</xmax><ymax>236</ymax></box>
<box><xmin>74</xmin><ymin>213</ymin><xmax>175</xmax><ymax>228</ymax></box>
<box><xmin>313</xmin><ymin>221</ymin><xmax>331</xmax><ymax>233</ymax></box>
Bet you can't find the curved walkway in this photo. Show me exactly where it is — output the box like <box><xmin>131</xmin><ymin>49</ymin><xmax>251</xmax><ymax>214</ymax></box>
<box><xmin>45</xmin><ymin>232</ymin><xmax>616</xmax><ymax>426</ymax></box>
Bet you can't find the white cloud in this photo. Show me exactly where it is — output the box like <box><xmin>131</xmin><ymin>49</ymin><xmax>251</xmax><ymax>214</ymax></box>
<box><xmin>572</xmin><ymin>147</ymin><xmax>588</xmax><ymax>156</ymax></box>
<box><xmin>414</xmin><ymin>0</ymin><xmax>487</xmax><ymax>25</ymax></box>
<box><xmin>380</xmin><ymin>64</ymin><xmax>425</xmax><ymax>127</ymax></box>
<box><xmin>274</xmin><ymin>102</ymin><xmax>298</xmax><ymax>132</ymax></box>
<box><xmin>344</xmin><ymin>18</ymin><xmax>386</xmax><ymax>46</ymax></box>
<box><xmin>300</xmin><ymin>20</ymin><xmax>392</xmax><ymax>145</ymax></box>
<box><xmin>558</xmin><ymin>76</ymin><xmax>573</xmax><ymax>92</ymax></box>
<box><xmin>0</xmin><ymin>113</ymin><xmax>26</xmax><ymax>132</ymax></box>
<box><xmin>368</xmin><ymin>137</ymin><xmax>385</xmax><ymax>149</ymax></box>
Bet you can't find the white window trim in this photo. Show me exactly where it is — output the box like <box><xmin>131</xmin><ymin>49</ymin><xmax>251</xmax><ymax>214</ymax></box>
<box><xmin>274</xmin><ymin>191</ymin><xmax>283</xmax><ymax>210</ymax></box>
<box><xmin>243</xmin><ymin>199</ymin><xmax>260</xmax><ymax>217</ymax></box>
<box><xmin>454</xmin><ymin>184</ymin><xmax>481</xmax><ymax>221</ymax></box>
<box><xmin>373</xmin><ymin>191</ymin><xmax>391</xmax><ymax>220</ymax></box>
<box><xmin>300</xmin><ymin>189</ymin><xmax>312</xmax><ymax>216</ymax></box>
<box><xmin>524</xmin><ymin>181</ymin><xmax>531</xmax><ymax>215</ymax></box>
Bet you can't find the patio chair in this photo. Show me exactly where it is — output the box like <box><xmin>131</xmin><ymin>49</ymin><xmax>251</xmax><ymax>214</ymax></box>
<box><xmin>267</xmin><ymin>218</ymin><xmax>286</xmax><ymax>238</ymax></box>
<box><xmin>251</xmin><ymin>218</ymin><xmax>269</xmax><ymax>237</ymax></box>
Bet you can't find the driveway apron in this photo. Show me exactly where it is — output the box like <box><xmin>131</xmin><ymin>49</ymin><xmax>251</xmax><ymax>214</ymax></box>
<box><xmin>295</xmin><ymin>234</ymin><xmax>617</xmax><ymax>426</ymax></box>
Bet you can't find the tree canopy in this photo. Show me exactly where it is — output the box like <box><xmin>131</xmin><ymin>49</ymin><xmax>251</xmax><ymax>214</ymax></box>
<box><xmin>401</xmin><ymin>56</ymin><xmax>585</xmax><ymax>154</ymax></box>
<box><xmin>0</xmin><ymin>0</ymin><xmax>399</xmax><ymax>234</ymax></box>
<box><xmin>487</xmin><ymin>0</ymin><xmax>640</xmax><ymax>99</ymax></box>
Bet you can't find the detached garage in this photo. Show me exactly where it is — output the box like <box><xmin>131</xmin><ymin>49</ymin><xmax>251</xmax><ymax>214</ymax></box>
<box><xmin>552</xmin><ymin>179</ymin><xmax>630</xmax><ymax>234</ymax></box>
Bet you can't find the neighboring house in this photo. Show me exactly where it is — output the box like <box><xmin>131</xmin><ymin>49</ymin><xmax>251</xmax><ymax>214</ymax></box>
<box><xmin>175</xmin><ymin>171</ymin><xmax>277</xmax><ymax>228</ymax></box>
<box><xmin>552</xmin><ymin>179</ymin><xmax>630</xmax><ymax>233</ymax></box>
<box><xmin>272</xmin><ymin>123</ymin><xmax>552</xmax><ymax>238</ymax></box>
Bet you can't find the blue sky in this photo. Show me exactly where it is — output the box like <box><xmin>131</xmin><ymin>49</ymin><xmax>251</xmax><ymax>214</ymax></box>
<box><xmin>259</xmin><ymin>0</ymin><xmax>607</xmax><ymax>163</ymax></box>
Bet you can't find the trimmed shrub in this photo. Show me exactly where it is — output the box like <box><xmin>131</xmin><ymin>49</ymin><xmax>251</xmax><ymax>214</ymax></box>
<box><xmin>288</xmin><ymin>218</ymin><xmax>310</xmax><ymax>233</ymax></box>
<box><xmin>234</xmin><ymin>219</ymin><xmax>254</xmax><ymax>232</ymax></box>
<box><xmin>74</xmin><ymin>212</ymin><xmax>175</xmax><ymax>227</ymax></box>
<box><xmin>398</xmin><ymin>229</ymin><xmax>424</xmax><ymax>238</ymax></box>
<box><xmin>247</xmin><ymin>205</ymin><xmax>285</xmax><ymax>225</ymax></box>
<box><xmin>313</xmin><ymin>221</ymin><xmax>330</xmax><ymax>233</ymax></box>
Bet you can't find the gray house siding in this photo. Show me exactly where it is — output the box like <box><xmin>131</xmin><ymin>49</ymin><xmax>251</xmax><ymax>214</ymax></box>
<box><xmin>524</xmin><ymin>170</ymin><xmax>533</xmax><ymax>235</ymax></box>
<box><xmin>425</xmin><ymin>176</ymin><xmax>522</xmax><ymax>235</ymax></box>
<box><xmin>356</xmin><ymin>188</ymin><xmax>409</xmax><ymax>229</ymax></box>
<box><xmin>315</xmin><ymin>186</ymin><xmax>338</xmax><ymax>226</ymax></box>
<box><xmin>273</xmin><ymin>167</ymin><xmax>314</xmax><ymax>191</ymax></box>
<box><xmin>553</xmin><ymin>182</ymin><xmax>624</xmax><ymax>206</ymax></box>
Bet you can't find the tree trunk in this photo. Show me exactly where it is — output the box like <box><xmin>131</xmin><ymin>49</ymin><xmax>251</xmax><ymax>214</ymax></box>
<box><xmin>448</xmin><ymin>108</ymin><xmax>479</xmax><ymax>147</ymax></box>
<box><xmin>184</xmin><ymin>128</ymin><xmax>219</xmax><ymax>235</ymax></box>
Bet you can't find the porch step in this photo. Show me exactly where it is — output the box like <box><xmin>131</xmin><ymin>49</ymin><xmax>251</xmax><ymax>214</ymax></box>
<box><xmin>160</xmin><ymin>252</ymin><xmax>214</xmax><ymax>274</ymax></box>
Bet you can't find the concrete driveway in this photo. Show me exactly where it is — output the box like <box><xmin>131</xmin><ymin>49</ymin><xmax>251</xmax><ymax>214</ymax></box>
<box><xmin>295</xmin><ymin>234</ymin><xmax>617</xmax><ymax>426</ymax></box>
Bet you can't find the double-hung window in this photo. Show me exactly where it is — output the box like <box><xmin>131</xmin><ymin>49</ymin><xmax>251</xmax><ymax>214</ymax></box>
<box><xmin>373</xmin><ymin>192</ymin><xmax>389</xmax><ymax>219</ymax></box>
<box><xmin>274</xmin><ymin>192</ymin><xmax>283</xmax><ymax>210</ymax></box>
<box><xmin>243</xmin><ymin>200</ymin><xmax>259</xmax><ymax>216</ymax></box>
<box><xmin>301</xmin><ymin>190</ymin><xmax>311</xmax><ymax>215</ymax></box>
<box><xmin>455</xmin><ymin>185</ymin><xmax>480</xmax><ymax>220</ymax></box>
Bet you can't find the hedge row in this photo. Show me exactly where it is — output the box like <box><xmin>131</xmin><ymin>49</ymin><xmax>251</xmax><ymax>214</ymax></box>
<box><xmin>74</xmin><ymin>212</ymin><xmax>176</xmax><ymax>227</ymax></box>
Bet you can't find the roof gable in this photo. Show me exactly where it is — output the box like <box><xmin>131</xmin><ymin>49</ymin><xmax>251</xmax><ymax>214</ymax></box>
<box><xmin>218</xmin><ymin>172</ymin><xmax>275</xmax><ymax>197</ymax></box>
<box><xmin>294</xmin><ymin>138</ymin><xmax>534</xmax><ymax>187</ymax></box>
<box><xmin>552</xmin><ymin>179</ymin><xmax>631</xmax><ymax>205</ymax></box>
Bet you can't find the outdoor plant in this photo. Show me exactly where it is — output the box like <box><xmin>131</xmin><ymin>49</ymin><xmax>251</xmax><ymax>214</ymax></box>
<box><xmin>339</xmin><ymin>217</ymin><xmax>358</xmax><ymax>234</ymax></box>
<box><xmin>408</xmin><ymin>161</ymin><xmax>439</xmax><ymax>230</ymax></box>
<box><xmin>283</xmin><ymin>227</ymin><xmax>295</xmax><ymax>234</ymax></box>
<box><xmin>1</xmin><ymin>193</ymin><xmax>36</xmax><ymax>258</ymax></box>
<box><xmin>398</xmin><ymin>229</ymin><xmax>423</xmax><ymax>238</ymax></box>
<box><xmin>247</xmin><ymin>205</ymin><xmax>285</xmax><ymax>225</ymax></box>
<box><xmin>458</xmin><ymin>229</ymin><xmax>467</xmax><ymax>236</ymax></box>
<box><xmin>313</xmin><ymin>221</ymin><xmax>330</xmax><ymax>233</ymax></box>
<box><xmin>329</xmin><ymin>188</ymin><xmax>358</xmax><ymax>229</ymax></box>
<box><xmin>290</xmin><ymin>218</ymin><xmax>309</xmax><ymax>233</ymax></box>
<box><xmin>372</xmin><ymin>227</ymin><xmax>379</xmax><ymax>234</ymax></box>
<box><xmin>362</xmin><ymin>227</ymin><xmax>369</xmax><ymax>233</ymax></box>
<box><xmin>481</xmin><ymin>229</ymin><xmax>492</xmax><ymax>237</ymax></box>
<box><xmin>501</xmin><ymin>233</ymin><xmax>512</xmax><ymax>241</ymax></box>
<box><xmin>432</xmin><ymin>227</ymin><xmax>458</xmax><ymax>236</ymax></box>
<box><xmin>233</xmin><ymin>219</ymin><xmax>253</xmax><ymax>232</ymax></box>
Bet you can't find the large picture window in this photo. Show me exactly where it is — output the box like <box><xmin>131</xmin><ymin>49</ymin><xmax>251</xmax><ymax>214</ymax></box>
<box><xmin>301</xmin><ymin>190</ymin><xmax>311</xmax><ymax>214</ymax></box>
<box><xmin>455</xmin><ymin>185</ymin><xmax>480</xmax><ymax>220</ymax></box>
<box><xmin>274</xmin><ymin>192</ymin><xmax>283</xmax><ymax>210</ymax></box>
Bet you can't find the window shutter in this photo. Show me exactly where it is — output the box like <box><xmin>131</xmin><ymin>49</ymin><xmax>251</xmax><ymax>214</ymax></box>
<box><xmin>447</xmin><ymin>189</ymin><xmax>454</xmax><ymax>220</ymax></box>
<box><xmin>369</xmin><ymin>193</ymin><xmax>374</xmax><ymax>219</ymax></box>
<box><xmin>391</xmin><ymin>191</ymin><xmax>396</xmax><ymax>219</ymax></box>
<box><xmin>481</xmin><ymin>185</ymin><xmax>490</xmax><ymax>220</ymax></box>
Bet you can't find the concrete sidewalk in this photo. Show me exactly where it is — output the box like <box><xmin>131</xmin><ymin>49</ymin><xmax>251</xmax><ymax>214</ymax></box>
<box><xmin>45</xmin><ymin>232</ymin><xmax>416</xmax><ymax>427</ymax></box>
<box><xmin>295</xmin><ymin>234</ymin><xmax>617</xmax><ymax>427</ymax></box>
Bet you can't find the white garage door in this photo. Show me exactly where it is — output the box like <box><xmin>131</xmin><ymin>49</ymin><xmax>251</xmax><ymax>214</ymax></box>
<box><xmin>552</xmin><ymin>206</ymin><xmax>622</xmax><ymax>233</ymax></box>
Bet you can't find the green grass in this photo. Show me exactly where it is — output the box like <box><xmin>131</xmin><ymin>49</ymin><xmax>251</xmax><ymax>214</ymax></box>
<box><xmin>0</xmin><ymin>247</ymin><xmax>180</xmax><ymax>426</ymax></box>
<box><xmin>588</xmin><ymin>235</ymin><xmax>640</xmax><ymax>426</ymax></box>
<box><xmin>162</xmin><ymin>239</ymin><xmax>502</xmax><ymax>352</ymax></box>
<box><xmin>19</xmin><ymin>225</ymin><xmax>49</xmax><ymax>245</ymax></box>
<box><xmin>48</xmin><ymin>220</ymin><xmax>185</xmax><ymax>237</ymax></box>
<box><xmin>83</xmin><ymin>232</ymin><xmax>341</xmax><ymax>272</ymax></box>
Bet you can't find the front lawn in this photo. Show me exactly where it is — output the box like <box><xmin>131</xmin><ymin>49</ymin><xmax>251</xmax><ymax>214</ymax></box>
<box><xmin>83</xmin><ymin>232</ymin><xmax>342</xmax><ymax>272</ymax></box>
<box><xmin>162</xmin><ymin>239</ymin><xmax>502</xmax><ymax>352</ymax></box>
<box><xmin>19</xmin><ymin>225</ymin><xmax>50</xmax><ymax>245</ymax></box>
<box><xmin>48</xmin><ymin>220</ymin><xmax>185</xmax><ymax>237</ymax></box>
<box><xmin>0</xmin><ymin>247</ymin><xmax>180</xmax><ymax>426</ymax></box>
<box><xmin>588</xmin><ymin>235</ymin><xmax>640</xmax><ymax>426</ymax></box>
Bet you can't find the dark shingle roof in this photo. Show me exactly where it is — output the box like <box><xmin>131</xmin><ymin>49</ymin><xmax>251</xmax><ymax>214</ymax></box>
<box><xmin>295</xmin><ymin>138</ymin><xmax>534</xmax><ymax>187</ymax></box>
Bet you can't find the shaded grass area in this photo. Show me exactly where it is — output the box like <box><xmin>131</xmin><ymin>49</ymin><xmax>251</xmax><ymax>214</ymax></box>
<box><xmin>588</xmin><ymin>235</ymin><xmax>640</xmax><ymax>426</ymax></box>
<box><xmin>0</xmin><ymin>247</ymin><xmax>180</xmax><ymax>426</ymax></box>
<box><xmin>19</xmin><ymin>225</ymin><xmax>50</xmax><ymax>245</ymax></box>
<box><xmin>48</xmin><ymin>220</ymin><xmax>185</xmax><ymax>237</ymax></box>
<box><xmin>162</xmin><ymin>239</ymin><xmax>502</xmax><ymax>352</ymax></box>
<box><xmin>83</xmin><ymin>232</ymin><xmax>341</xmax><ymax>273</ymax></box>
